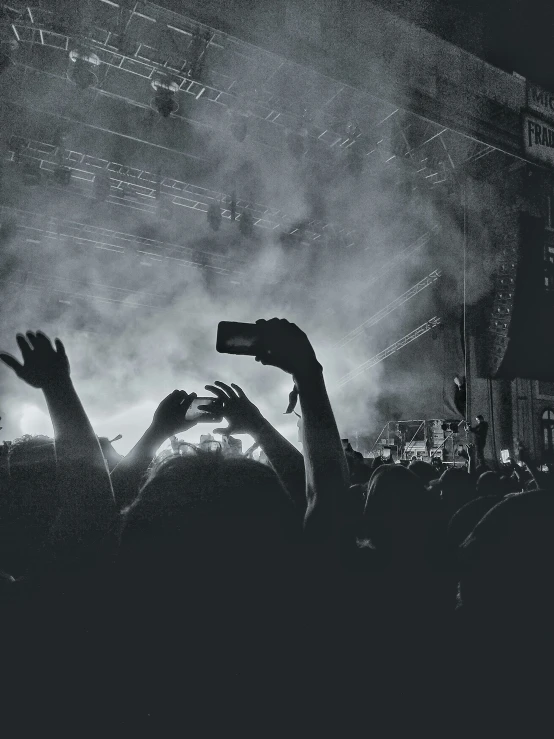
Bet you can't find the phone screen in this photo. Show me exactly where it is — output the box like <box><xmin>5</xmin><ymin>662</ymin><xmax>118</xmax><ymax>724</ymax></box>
<box><xmin>216</xmin><ymin>322</ymin><xmax>260</xmax><ymax>355</ymax></box>
<box><xmin>500</xmin><ymin>449</ymin><xmax>510</xmax><ymax>464</ymax></box>
<box><xmin>185</xmin><ymin>397</ymin><xmax>223</xmax><ymax>423</ymax></box>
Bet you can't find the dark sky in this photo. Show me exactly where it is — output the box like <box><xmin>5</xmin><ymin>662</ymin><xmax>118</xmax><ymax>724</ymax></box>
<box><xmin>377</xmin><ymin>0</ymin><xmax>554</xmax><ymax>89</ymax></box>
<box><xmin>156</xmin><ymin>0</ymin><xmax>554</xmax><ymax>90</ymax></box>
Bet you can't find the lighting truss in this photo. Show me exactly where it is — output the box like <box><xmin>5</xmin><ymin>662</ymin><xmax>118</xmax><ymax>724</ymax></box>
<box><xmin>0</xmin><ymin>205</ymin><xmax>247</xmax><ymax>278</ymax></box>
<box><xmin>337</xmin><ymin>317</ymin><xmax>442</xmax><ymax>387</ymax></box>
<box><xmin>364</xmin><ymin>227</ymin><xmax>439</xmax><ymax>288</ymax></box>
<box><xmin>7</xmin><ymin>4</ymin><xmax>384</xmax><ymax>152</ymax></box>
<box><xmin>334</xmin><ymin>269</ymin><xmax>441</xmax><ymax>349</ymax></box>
<box><xmin>0</xmin><ymin>267</ymin><xmax>168</xmax><ymax>309</ymax></box>
<box><xmin>3</xmin><ymin>1</ymin><xmax>498</xmax><ymax>179</ymax></box>
<box><xmin>4</xmin><ymin>135</ymin><xmax>356</xmax><ymax>246</ymax></box>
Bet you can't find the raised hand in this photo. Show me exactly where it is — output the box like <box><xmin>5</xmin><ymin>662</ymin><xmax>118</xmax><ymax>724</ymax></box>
<box><xmin>151</xmin><ymin>389</ymin><xmax>198</xmax><ymax>440</ymax></box>
<box><xmin>0</xmin><ymin>331</ymin><xmax>70</xmax><ymax>389</ymax></box>
<box><xmin>204</xmin><ymin>381</ymin><xmax>264</xmax><ymax>437</ymax></box>
<box><xmin>254</xmin><ymin>318</ymin><xmax>321</xmax><ymax>378</ymax></box>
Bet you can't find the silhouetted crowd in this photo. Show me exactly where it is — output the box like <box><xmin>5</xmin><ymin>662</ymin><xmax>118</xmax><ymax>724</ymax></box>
<box><xmin>0</xmin><ymin>322</ymin><xmax>552</xmax><ymax>735</ymax></box>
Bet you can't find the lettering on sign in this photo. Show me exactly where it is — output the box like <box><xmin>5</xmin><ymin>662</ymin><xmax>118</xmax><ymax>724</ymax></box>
<box><xmin>523</xmin><ymin>113</ymin><xmax>554</xmax><ymax>167</ymax></box>
<box><xmin>528</xmin><ymin>84</ymin><xmax>554</xmax><ymax>122</ymax></box>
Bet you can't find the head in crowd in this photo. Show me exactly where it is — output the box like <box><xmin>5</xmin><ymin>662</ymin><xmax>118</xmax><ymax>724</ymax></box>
<box><xmin>119</xmin><ymin>451</ymin><xmax>299</xmax><ymax>583</ymax></box>
<box><xmin>458</xmin><ymin>491</ymin><xmax>554</xmax><ymax>627</ymax></box>
<box><xmin>476</xmin><ymin>470</ymin><xmax>505</xmax><ymax>498</ymax></box>
<box><xmin>446</xmin><ymin>495</ymin><xmax>503</xmax><ymax>552</ymax></box>
<box><xmin>363</xmin><ymin>465</ymin><xmax>436</xmax><ymax>559</ymax></box>
<box><xmin>440</xmin><ymin>466</ymin><xmax>475</xmax><ymax>510</ymax></box>
<box><xmin>408</xmin><ymin>460</ymin><xmax>439</xmax><ymax>486</ymax></box>
<box><xmin>0</xmin><ymin>435</ymin><xmax>60</xmax><ymax>574</ymax></box>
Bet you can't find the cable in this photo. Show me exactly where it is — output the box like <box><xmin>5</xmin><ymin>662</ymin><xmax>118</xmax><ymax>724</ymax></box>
<box><xmin>462</xmin><ymin>179</ymin><xmax>469</xmax><ymax>421</ymax></box>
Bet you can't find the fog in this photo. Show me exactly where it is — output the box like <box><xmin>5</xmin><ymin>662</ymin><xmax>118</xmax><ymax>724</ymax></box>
<box><xmin>0</xmin><ymin>0</ymin><xmax>508</xmax><ymax>454</ymax></box>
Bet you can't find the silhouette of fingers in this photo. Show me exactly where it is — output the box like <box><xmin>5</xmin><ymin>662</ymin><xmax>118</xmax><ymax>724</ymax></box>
<box><xmin>230</xmin><ymin>383</ymin><xmax>246</xmax><ymax>398</ymax></box>
<box><xmin>16</xmin><ymin>334</ymin><xmax>33</xmax><ymax>361</ymax></box>
<box><xmin>0</xmin><ymin>353</ymin><xmax>24</xmax><ymax>375</ymax></box>
<box><xmin>204</xmin><ymin>384</ymin><xmax>227</xmax><ymax>402</ymax></box>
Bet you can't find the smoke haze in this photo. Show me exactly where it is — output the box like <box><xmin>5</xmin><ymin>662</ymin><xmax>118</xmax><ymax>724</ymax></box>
<box><xmin>0</xmin><ymin>0</ymin><xmax>513</xmax><ymax>453</ymax></box>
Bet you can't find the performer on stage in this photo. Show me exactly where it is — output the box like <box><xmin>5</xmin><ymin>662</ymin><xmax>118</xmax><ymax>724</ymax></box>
<box><xmin>454</xmin><ymin>375</ymin><xmax>467</xmax><ymax>418</ymax></box>
<box><xmin>467</xmin><ymin>415</ymin><xmax>489</xmax><ymax>467</ymax></box>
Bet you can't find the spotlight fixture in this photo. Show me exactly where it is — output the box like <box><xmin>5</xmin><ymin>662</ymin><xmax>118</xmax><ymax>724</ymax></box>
<box><xmin>0</xmin><ymin>50</ymin><xmax>11</xmax><ymax>74</ymax></box>
<box><xmin>54</xmin><ymin>166</ymin><xmax>72</xmax><ymax>186</ymax></box>
<box><xmin>22</xmin><ymin>163</ymin><xmax>42</xmax><ymax>187</ymax></box>
<box><xmin>151</xmin><ymin>77</ymin><xmax>179</xmax><ymax>118</ymax></box>
<box><xmin>207</xmin><ymin>202</ymin><xmax>222</xmax><ymax>231</ymax></box>
<box><xmin>0</xmin><ymin>37</ymin><xmax>18</xmax><ymax>75</ymax></box>
<box><xmin>68</xmin><ymin>48</ymin><xmax>101</xmax><ymax>89</ymax></box>
<box><xmin>187</xmin><ymin>27</ymin><xmax>211</xmax><ymax>81</ymax></box>
<box><xmin>238</xmin><ymin>209</ymin><xmax>254</xmax><ymax>238</ymax></box>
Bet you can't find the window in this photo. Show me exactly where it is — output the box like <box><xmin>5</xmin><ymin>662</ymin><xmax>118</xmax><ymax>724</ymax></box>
<box><xmin>541</xmin><ymin>409</ymin><xmax>554</xmax><ymax>456</ymax></box>
<box><xmin>544</xmin><ymin>243</ymin><xmax>554</xmax><ymax>291</ymax></box>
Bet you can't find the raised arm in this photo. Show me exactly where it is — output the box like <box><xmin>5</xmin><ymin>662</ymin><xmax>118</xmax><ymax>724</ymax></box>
<box><xmin>204</xmin><ymin>381</ymin><xmax>306</xmax><ymax>512</ymax></box>
<box><xmin>111</xmin><ymin>390</ymin><xmax>200</xmax><ymax>509</ymax></box>
<box><xmin>0</xmin><ymin>331</ymin><xmax>115</xmax><ymax>551</ymax></box>
<box><xmin>254</xmin><ymin>319</ymin><xmax>349</xmax><ymax>540</ymax></box>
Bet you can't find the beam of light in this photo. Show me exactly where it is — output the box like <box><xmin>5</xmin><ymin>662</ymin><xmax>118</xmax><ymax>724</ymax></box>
<box><xmin>19</xmin><ymin>404</ymin><xmax>53</xmax><ymax>437</ymax></box>
<box><xmin>334</xmin><ymin>270</ymin><xmax>441</xmax><ymax>349</ymax></box>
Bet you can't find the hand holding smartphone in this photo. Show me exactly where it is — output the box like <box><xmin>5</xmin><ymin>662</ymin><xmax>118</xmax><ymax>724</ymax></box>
<box><xmin>216</xmin><ymin>322</ymin><xmax>260</xmax><ymax>356</ymax></box>
<box><xmin>185</xmin><ymin>397</ymin><xmax>223</xmax><ymax>423</ymax></box>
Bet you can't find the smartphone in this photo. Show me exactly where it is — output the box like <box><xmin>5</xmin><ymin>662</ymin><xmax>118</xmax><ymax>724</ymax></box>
<box><xmin>216</xmin><ymin>321</ymin><xmax>260</xmax><ymax>355</ymax></box>
<box><xmin>185</xmin><ymin>397</ymin><xmax>223</xmax><ymax>423</ymax></box>
<box><xmin>382</xmin><ymin>448</ymin><xmax>391</xmax><ymax>459</ymax></box>
<box><xmin>457</xmin><ymin>443</ymin><xmax>465</xmax><ymax>453</ymax></box>
<box><xmin>500</xmin><ymin>449</ymin><xmax>510</xmax><ymax>464</ymax></box>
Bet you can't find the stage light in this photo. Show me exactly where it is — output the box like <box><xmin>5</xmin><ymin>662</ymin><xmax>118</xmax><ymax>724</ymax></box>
<box><xmin>238</xmin><ymin>209</ymin><xmax>254</xmax><ymax>238</ymax></box>
<box><xmin>207</xmin><ymin>202</ymin><xmax>222</xmax><ymax>231</ymax></box>
<box><xmin>54</xmin><ymin>166</ymin><xmax>72</xmax><ymax>186</ymax></box>
<box><xmin>0</xmin><ymin>51</ymin><xmax>11</xmax><ymax>74</ymax></box>
<box><xmin>22</xmin><ymin>163</ymin><xmax>42</xmax><ymax>187</ymax></box>
<box><xmin>151</xmin><ymin>77</ymin><xmax>179</xmax><ymax>117</ymax></box>
<box><xmin>68</xmin><ymin>48</ymin><xmax>101</xmax><ymax>89</ymax></box>
<box><xmin>0</xmin><ymin>36</ymin><xmax>18</xmax><ymax>75</ymax></box>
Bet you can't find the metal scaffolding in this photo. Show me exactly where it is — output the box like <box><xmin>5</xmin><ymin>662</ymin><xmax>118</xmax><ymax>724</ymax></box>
<box><xmin>334</xmin><ymin>269</ymin><xmax>441</xmax><ymax>349</ymax></box>
<box><xmin>338</xmin><ymin>316</ymin><xmax>442</xmax><ymax>387</ymax></box>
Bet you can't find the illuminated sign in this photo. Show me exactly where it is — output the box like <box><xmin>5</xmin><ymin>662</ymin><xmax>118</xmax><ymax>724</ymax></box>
<box><xmin>528</xmin><ymin>83</ymin><xmax>554</xmax><ymax>123</ymax></box>
<box><xmin>523</xmin><ymin>113</ymin><xmax>554</xmax><ymax>167</ymax></box>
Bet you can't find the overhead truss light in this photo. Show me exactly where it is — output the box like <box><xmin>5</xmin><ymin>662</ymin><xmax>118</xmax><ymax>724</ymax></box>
<box><xmin>207</xmin><ymin>202</ymin><xmax>222</xmax><ymax>231</ymax></box>
<box><xmin>151</xmin><ymin>77</ymin><xmax>179</xmax><ymax>118</ymax></box>
<box><xmin>68</xmin><ymin>48</ymin><xmax>101</xmax><ymax>89</ymax></box>
<box><xmin>0</xmin><ymin>36</ymin><xmax>18</xmax><ymax>74</ymax></box>
<box><xmin>238</xmin><ymin>209</ymin><xmax>254</xmax><ymax>238</ymax></box>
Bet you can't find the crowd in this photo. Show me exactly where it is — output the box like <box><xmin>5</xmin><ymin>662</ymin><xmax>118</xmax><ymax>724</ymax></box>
<box><xmin>0</xmin><ymin>321</ymin><xmax>552</xmax><ymax>735</ymax></box>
